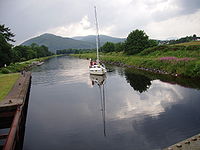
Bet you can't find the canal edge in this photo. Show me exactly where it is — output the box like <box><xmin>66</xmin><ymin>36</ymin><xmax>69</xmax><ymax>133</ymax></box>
<box><xmin>0</xmin><ymin>71</ymin><xmax>32</xmax><ymax>150</ymax></box>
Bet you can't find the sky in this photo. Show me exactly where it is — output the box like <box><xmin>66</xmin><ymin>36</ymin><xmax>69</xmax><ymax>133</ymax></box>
<box><xmin>0</xmin><ymin>0</ymin><xmax>200</xmax><ymax>45</ymax></box>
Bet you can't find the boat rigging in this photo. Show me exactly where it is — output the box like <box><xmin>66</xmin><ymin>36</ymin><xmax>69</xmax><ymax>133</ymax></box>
<box><xmin>89</xmin><ymin>6</ymin><xmax>107</xmax><ymax>75</ymax></box>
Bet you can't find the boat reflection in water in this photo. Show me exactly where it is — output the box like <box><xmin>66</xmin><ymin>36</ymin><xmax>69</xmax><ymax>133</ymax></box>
<box><xmin>90</xmin><ymin>74</ymin><xmax>107</xmax><ymax>137</ymax></box>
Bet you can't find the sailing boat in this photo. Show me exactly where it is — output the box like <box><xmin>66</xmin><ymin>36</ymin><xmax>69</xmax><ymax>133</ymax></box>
<box><xmin>89</xmin><ymin>6</ymin><xmax>106</xmax><ymax>75</ymax></box>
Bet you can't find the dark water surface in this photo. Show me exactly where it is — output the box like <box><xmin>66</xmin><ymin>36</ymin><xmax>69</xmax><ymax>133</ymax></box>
<box><xmin>23</xmin><ymin>56</ymin><xmax>200</xmax><ymax>150</ymax></box>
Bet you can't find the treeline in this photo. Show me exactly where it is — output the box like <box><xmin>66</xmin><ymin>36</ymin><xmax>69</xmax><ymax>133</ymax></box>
<box><xmin>57</xmin><ymin>29</ymin><xmax>159</xmax><ymax>55</ymax></box>
<box><xmin>0</xmin><ymin>24</ymin><xmax>53</xmax><ymax>67</ymax></box>
<box><xmin>12</xmin><ymin>43</ymin><xmax>53</xmax><ymax>62</ymax></box>
<box><xmin>98</xmin><ymin>30</ymin><xmax>199</xmax><ymax>55</ymax></box>
<box><xmin>56</xmin><ymin>48</ymin><xmax>95</xmax><ymax>54</ymax></box>
<box><xmin>160</xmin><ymin>34</ymin><xmax>200</xmax><ymax>45</ymax></box>
<box><xmin>100</xmin><ymin>29</ymin><xmax>158</xmax><ymax>55</ymax></box>
<box><xmin>100</xmin><ymin>42</ymin><xmax>125</xmax><ymax>52</ymax></box>
<box><xmin>57</xmin><ymin>29</ymin><xmax>199</xmax><ymax>56</ymax></box>
<box><xmin>169</xmin><ymin>34</ymin><xmax>199</xmax><ymax>44</ymax></box>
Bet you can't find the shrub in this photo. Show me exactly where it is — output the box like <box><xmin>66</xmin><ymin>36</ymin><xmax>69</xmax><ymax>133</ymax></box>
<box><xmin>186</xmin><ymin>45</ymin><xmax>200</xmax><ymax>51</ymax></box>
<box><xmin>139</xmin><ymin>45</ymin><xmax>169</xmax><ymax>56</ymax></box>
<box><xmin>192</xmin><ymin>62</ymin><xmax>200</xmax><ymax>76</ymax></box>
<box><xmin>1</xmin><ymin>68</ymin><xmax>11</xmax><ymax>74</ymax></box>
<box><xmin>169</xmin><ymin>45</ymin><xmax>186</xmax><ymax>51</ymax></box>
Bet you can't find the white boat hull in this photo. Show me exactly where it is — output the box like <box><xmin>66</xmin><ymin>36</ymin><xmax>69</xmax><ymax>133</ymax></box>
<box><xmin>89</xmin><ymin>65</ymin><xmax>106</xmax><ymax>75</ymax></box>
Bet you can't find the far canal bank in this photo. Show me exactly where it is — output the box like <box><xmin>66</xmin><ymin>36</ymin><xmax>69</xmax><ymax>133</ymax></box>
<box><xmin>0</xmin><ymin>55</ymin><xmax>60</xmax><ymax>75</ymax></box>
<box><xmin>71</xmin><ymin>51</ymin><xmax>200</xmax><ymax>78</ymax></box>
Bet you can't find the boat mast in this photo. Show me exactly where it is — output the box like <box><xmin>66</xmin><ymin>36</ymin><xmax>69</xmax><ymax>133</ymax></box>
<box><xmin>94</xmin><ymin>6</ymin><xmax>100</xmax><ymax>64</ymax></box>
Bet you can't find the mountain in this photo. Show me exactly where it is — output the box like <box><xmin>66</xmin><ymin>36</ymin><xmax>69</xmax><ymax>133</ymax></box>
<box><xmin>21</xmin><ymin>33</ymin><xmax>126</xmax><ymax>53</ymax></box>
<box><xmin>21</xmin><ymin>33</ymin><xmax>95</xmax><ymax>53</ymax></box>
<box><xmin>73</xmin><ymin>35</ymin><xmax>126</xmax><ymax>46</ymax></box>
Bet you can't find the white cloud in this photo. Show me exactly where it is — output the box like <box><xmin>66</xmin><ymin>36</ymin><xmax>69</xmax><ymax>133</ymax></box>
<box><xmin>0</xmin><ymin>0</ymin><xmax>200</xmax><ymax>44</ymax></box>
<box><xmin>45</xmin><ymin>15</ymin><xmax>114</xmax><ymax>37</ymax></box>
<box><xmin>46</xmin><ymin>16</ymin><xmax>95</xmax><ymax>37</ymax></box>
<box><xmin>113</xmin><ymin>80</ymin><xmax>184</xmax><ymax>120</ymax></box>
<box><xmin>80</xmin><ymin>16</ymin><xmax>91</xmax><ymax>29</ymax></box>
<box><xmin>145</xmin><ymin>10</ymin><xmax>200</xmax><ymax>39</ymax></box>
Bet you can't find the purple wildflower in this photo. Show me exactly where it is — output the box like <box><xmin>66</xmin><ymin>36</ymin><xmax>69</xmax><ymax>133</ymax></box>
<box><xmin>158</xmin><ymin>57</ymin><xmax>195</xmax><ymax>62</ymax></box>
<box><xmin>159</xmin><ymin>57</ymin><xmax>177</xmax><ymax>60</ymax></box>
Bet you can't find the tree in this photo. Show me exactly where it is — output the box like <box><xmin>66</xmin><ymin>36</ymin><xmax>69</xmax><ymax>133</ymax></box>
<box><xmin>100</xmin><ymin>42</ymin><xmax>115</xmax><ymax>52</ymax></box>
<box><xmin>0</xmin><ymin>24</ymin><xmax>15</xmax><ymax>67</ymax></box>
<box><xmin>12</xmin><ymin>46</ymin><xmax>23</xmax><ymax>62</ymax></box>
<box><xmin>148</xmin><ymin>39</ymin><xmax>158</xmax><ymax>48</ymax></box>
<box><xmin>124</xmin><ymin>29</ymin><xmax>149</xmax><ymax>55</ymax></box>
<box><xmin>0</xmin><ymin>24</ymin><xmax>15</xmax><ymax>42</ymax></box>
<box><xmin>0</xmin><ymin>34</ymin><xmax>13</xmax><ymax>67</ymax></box>
<box><xmin>114</xmin><ymin>42</ymin><xmax>125</xmax><ymax>52</ymax></box>
<box><xmin>12</xmin><ymin>44</ymin><xmax>52</xmax><ymax>62</ymax></box>
<box><xmin>193</xmin><ymin>34</ymin><xmax>197</xmax><ymax>40</ymax></box>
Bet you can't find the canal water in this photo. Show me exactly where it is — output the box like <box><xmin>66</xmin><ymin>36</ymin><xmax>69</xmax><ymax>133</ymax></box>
<box><xmin>23</xmin><ymin>56</ymin><xmax>200</xmax><ymax>150</ymax></box>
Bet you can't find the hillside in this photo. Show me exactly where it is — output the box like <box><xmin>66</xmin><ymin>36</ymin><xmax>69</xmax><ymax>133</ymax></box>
<box><xmin>21</xmin><ymin>33</ymin><xmax>96</xmax><ymax>53</ymax></box>
<box><xmin>21</xmin><ymin>33</ymin><xmax>125</xmax><ymax>53</ymax></box>
<box><xmin>73</xmin><ymin>35</ymin><xmax>126</xmax><ymax>46</ymax></box>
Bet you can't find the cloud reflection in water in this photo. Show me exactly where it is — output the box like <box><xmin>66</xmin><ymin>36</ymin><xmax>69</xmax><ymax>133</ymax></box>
<box><xmin>106</xmin><ymin>75</ymin><xmax>186</xmax><ymax>120</ymax></box>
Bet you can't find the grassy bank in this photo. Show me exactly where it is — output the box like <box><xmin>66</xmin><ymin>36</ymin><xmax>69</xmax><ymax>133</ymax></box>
<box><xmin>71</xmin><ymin>44</ymin><xmax>200</xmax><ymax>77</ymax></box>
<box><xmin>175</xmin><ymin>41</ymin><xmax>200</xmax><ymax>46</ymax></box>
<box><xmin>0</xmin><ymin>55</ymin><xmax>62</xmax><ymax>101</ymax></box>
<box><xmin>0</xmin><ymin>73</ymin><xmax>20</xmax><ymax>101</ymax></box>
<box><xmin>0</xmin><ymin>55</ymin><xmax>59</xmax><ymax>74</ymax></box>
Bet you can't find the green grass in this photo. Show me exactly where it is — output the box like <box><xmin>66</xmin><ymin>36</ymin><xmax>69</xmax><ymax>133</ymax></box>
<box><xmin>0</xmin><ymin>55</ymin><xmax>59</xmax><ymax>74</ymax></box>
<box><xmin>71</xmin><ymin>45</ymin><xmax>200</xmax><ymax>77</ymax></box>
<box><xmin>0</xmin><ymin>55</ymin><xmax>62</xmax><ymax>100</ymax></box>
<box><xmin>175</xmin><ymin>41</ymin><xmax>200</xmax><ymax>46</ymax></box>
<box><xmin>0</xmin><ymin>55</ymin><xmax>62</xmax><ymax>101</ymax></box>
<box><xmin>0</xmin><ymin>73</ymin><xmax>20</xmax><ymax>101</ymax></box>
